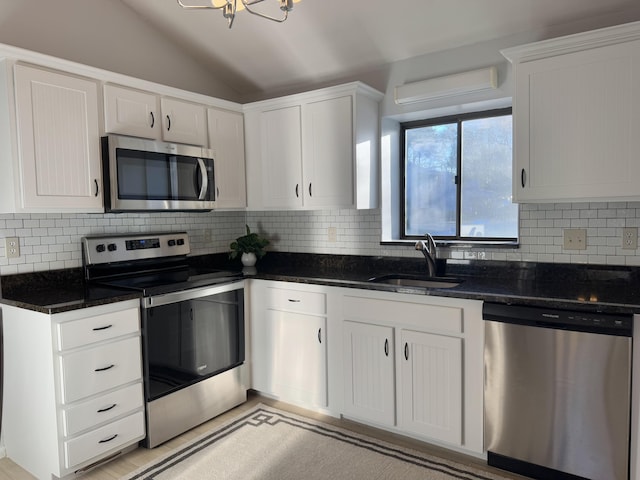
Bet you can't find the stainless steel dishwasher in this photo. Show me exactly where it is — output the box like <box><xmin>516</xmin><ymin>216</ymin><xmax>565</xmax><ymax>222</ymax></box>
<box><xmin>483</xmin><ymin>302</ymin><xmax>632</xmax><ymax>480</ymax></box>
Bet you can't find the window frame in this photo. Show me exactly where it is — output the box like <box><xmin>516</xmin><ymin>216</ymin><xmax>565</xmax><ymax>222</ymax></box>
<box><xmin>400</xmin><ymin>107</ymin><xmax>517</xmax><ymax>244</ymax></box>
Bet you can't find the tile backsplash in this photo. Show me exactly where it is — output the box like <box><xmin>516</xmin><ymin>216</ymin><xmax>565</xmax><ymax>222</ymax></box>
<box><xmin>2</xmin><ymin>201</ymin><xmax>640</xmax><ymax>275</ymax></box>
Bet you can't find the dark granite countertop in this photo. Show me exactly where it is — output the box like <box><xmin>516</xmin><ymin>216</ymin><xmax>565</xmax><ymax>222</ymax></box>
<box><xmin>0</xmin><ymin>268</ymin><xmax>140</xmax><ymax>314</ymax></box>
<box><xmin>2</xmin><ymin>253</ymin><xmax>640</xmax><ymax>315</ymax></box>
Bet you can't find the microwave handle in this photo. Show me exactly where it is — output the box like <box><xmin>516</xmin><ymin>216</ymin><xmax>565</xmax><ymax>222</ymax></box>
<box><xmin>197</xmin><ymin>158</ymin><xmax>209</xmax><ymax>200</ymax></box>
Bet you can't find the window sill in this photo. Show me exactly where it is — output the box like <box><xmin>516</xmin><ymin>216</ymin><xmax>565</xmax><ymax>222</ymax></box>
<box><xmin>380</xmin><ymin>240</ymin><xmax>520</xmax><ymax>249</ymax></box>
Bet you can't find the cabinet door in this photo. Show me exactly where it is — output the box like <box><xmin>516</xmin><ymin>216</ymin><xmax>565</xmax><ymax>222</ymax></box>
<box><xmin>258</xmin><ymin>309</ymin><xmax>327</xmax><ymax>406</ymax></box>
<box><xmin>399</xmin><ymin>329</ymin><xmax>462</xmax><ymax>445</ymax></box>
<box><xmin>160</xmin><ymin>97</ymin><xmax>207</xmax><ymax>146</ymax></box>
<box><xmin>207</xmin><ymin>108</ymin><xmax>246</xmax><ymax>208</ymax></box>
<box><xmin>343</xmin><ymin>321</ymin><xmax>395</xmax><ymax>426</ymax></box>
<box><xmin>303</xmin><ymin>96</ymin><xmax>354</xmax><ymax>208</ymax></box>
<box><xmin>13</xmin><ymin>64</ymin><xmax>102</xmax><ymax>211</ymax></box>
<box><xmin>514</xmin><ymin>40</ymin><xmax>640</xmax><ymax>202</ymax></box>
<box><xmin>104</xmin><ymin>84</ymin><xmax>159</xmax><ymax>139</ymax></box>
<box><xmin>260</xmin><ymin>106</ymin><xmax>303</xmax><ymax>208</ymax></box>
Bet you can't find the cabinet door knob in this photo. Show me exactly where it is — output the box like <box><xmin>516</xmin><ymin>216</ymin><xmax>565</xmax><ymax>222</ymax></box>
<box><xmin>166</xmin><ymin>115</ymin><xmax>171</xmax><ymax>131</ymax></box>
<box><xmin>384</xmin><ymin>338</ymin><xmax>389</xmax><ymax>357</ymax></box>
<box><xmin>150</xmin><ymin>111</ymin><xmax>155</xmax><ymax>128</ymax></box>
<box><xmin>521</xmin><ymin>168</ymin><xmax>526</xmax><ymax>188</ymax></box>
<box><xmin>404</xmin><ymin>342</ymin><xmax>409</xmax><ymax>361</ymax></box>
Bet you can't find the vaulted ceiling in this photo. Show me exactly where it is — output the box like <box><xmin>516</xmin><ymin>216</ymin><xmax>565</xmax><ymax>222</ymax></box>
<box><xmin>119</xmin><ymin>0</ymin><xmax>640</xmax><ymax>100</ymax></box>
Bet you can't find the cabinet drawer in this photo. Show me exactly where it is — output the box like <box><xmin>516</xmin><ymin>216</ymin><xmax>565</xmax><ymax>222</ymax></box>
<box><xmin>60</xmin><ymin>337</ymin><xmax>142</xmax><ymax>404</ymax></box>
<box><xmin>57</xmin><ymin>308</ymin><xmax>139</xmax><ymax>351</ymax></box>
<box><xmin>64</xmin><ymin>410</ymin><xmax>145</xmax><ymax>469</ymax></box>
<box><xmin>266</xmin><ymin>287</ymin><xmax>326</xmax><ymax>314</ymax></box>
<box><xmin>343</xmin><ymin>296</ymin><xmax>462</xmax><ymax>334</ymax></box>
<box><xmin>63</xmin><ymin>382</ymin><xmax>144</xmax><ymax>437</ymax></box>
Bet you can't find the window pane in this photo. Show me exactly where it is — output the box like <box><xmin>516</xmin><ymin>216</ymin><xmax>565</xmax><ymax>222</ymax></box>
<box><xmin>461</xmin><ymin>115</ymin><xmax>517</xmax><ymax>238</ymax></box>
<box><xmin>405</xmin><ymin>123</ymin><xmax>457</xmax><ymax>236</ymax></box>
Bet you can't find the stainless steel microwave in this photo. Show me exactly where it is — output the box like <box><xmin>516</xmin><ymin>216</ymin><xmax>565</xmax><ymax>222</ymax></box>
<box><xmin>102</xmin><ymin>135</ymin><xmax>215</xmax><ymax>212</ymax></box>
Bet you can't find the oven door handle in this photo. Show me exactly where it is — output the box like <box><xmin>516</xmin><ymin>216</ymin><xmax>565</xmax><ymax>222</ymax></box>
<box><xmin>143</xmin><ymin>281</ymin><xmax>243</xmax><ymax>308</ymax></box>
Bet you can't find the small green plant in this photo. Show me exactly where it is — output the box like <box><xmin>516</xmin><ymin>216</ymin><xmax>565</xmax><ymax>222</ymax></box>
<box><xmin>229</xmin><ymin>225</ymin><xmax>270</xmax><ymax>260</ymax></box>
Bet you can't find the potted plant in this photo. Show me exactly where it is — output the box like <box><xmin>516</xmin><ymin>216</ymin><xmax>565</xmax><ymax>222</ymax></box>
<box><xmin>229</xmin><ymin>225</ymin><xmax>270</xmax><ymax>267</ymax></box>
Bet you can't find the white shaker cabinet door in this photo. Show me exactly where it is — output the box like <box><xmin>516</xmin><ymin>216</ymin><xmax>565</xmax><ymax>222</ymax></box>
<box><xmin>207</xmin><ymin>108</ymin><xmax>247</xmax><ymax>209</ymax></box>
<box><xmin>104</xmin><ymin>84</ymin><xmax>159</xmax><ymax>139</ymax></box>
<box><xmin>398</xmin><ymin>329</ymin><xmax>462</xmax><ymax>446</ymax></box>
<box><xmin>13</xmin><ymin>64</ymin><xmax>102</xmax><ymax>211</ymax></box>
<box><xmin>302</xmin><ymin>95</ymin><xmax>354</xmax><ymax>208</ymax></box>
<box><xmin>264</xmin><ymin>309</ymin><xmax>327</xmax><ymax>407</ymax></box>
<box><xmin>160</xmin><ymin>97</ymin><xmax>207</xmax><ymax>146</ymax></box>
<box><xmin>260</xmin><ymin>105</ymin><xmax>303</xmax><ymax>208</ymax></box>
<box><xmin>511</xmin><ymin>38</ymin><xmax>640</xmax><ymax>202</ymax></box>
<box><xmin>342</xmin><ymin>320</ymin><xmax>395</xmax><ymax>427</ymax></box>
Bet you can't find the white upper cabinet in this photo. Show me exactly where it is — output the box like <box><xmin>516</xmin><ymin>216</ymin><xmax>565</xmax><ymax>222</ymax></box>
<box><xmin>503</xmin><ymin>22</ymin><xmax>640</xmax><ymax>203</ymax></box>
<box><xmin>207</xmin><ymin>108</ymin><xmax>247</xmax><ymax>209</ymax></box>
<box><xmin>0</xmin><ymin>63</ymin><xmax>103</xmax><ymax>213</ymax></box>
<box><xmin>103</xmin><ymin>84</ymin><xmax>160</xmax><ymax>139</ymax></box>
<box><xmin>104</xmin><ymin>84</ymin><xmax>208</xmax><ymax>146</ymax></box>
<box><xmin>160</xmin><ymin>96</ymin><xmax>207</xmax><ymax>146</ymax></box>
<box><xmin>244</xmin><ymin>82</ymin><xmax>383</xmax><ymax>210</ymax></box>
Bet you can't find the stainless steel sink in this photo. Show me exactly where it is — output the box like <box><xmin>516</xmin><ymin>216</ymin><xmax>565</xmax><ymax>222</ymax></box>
<box><xmin>368</xmin><ymin>274</ymin><xmax>461</xmax><ymax>289</ymax></box>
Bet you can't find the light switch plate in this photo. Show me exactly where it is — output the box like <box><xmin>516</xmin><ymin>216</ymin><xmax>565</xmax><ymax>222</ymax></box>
<box><xmin>5</xmin><ymin>237</ymin><xmax>19</xmax><ymax>258</ymax></box>
<box><xmin>563</xmin><ymin>229</ymin><xmax>586</xmax><ymax>250</ymax></box>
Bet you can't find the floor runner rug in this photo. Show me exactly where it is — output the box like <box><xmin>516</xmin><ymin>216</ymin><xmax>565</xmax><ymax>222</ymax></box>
<box><xmin>123</xmin><ymin>404</ymin><xmax>511</xmax><ymax>480</ymax></box>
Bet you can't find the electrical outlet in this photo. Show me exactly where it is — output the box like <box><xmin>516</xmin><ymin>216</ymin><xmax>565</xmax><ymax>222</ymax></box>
<box><xmin>622</xmin><ymin>227</ymin><xmax>638</xmax><ymax>250</ymax></box>
<box><xmin>5</xmin><ymin>237</ymin><xmax>20</xmax><ymax>258</ymax></box>
<box><xmin>203</xmin><ymin>228</ymin><xmax>212</xmax><ymax>243</ymax></box>
<box><xmin>563</xmin><ymin>229</ymin><xmax>586</xmax><ymax>250</ymax></box>
<box><xmin>328</xmin><ymin>226</ymin><xmax>337</xmax><ymax>243</ymax></box>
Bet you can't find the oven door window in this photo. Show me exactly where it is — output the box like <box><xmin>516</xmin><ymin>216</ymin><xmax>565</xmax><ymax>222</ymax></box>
<box><xmin>144</xmin><ymin>289</ymin><xmax>244</xmax><ymax>401</ymax></box>
<box><xmin>116</xmin><ymin>148</ymin><xmax>214</xmax><ymax>201</ymax></box>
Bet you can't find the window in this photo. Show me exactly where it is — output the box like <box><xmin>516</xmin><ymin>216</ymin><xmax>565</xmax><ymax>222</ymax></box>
<box><xmin>401</xmin><ymin>108</ymin><xmax>517</xmax><ymax>242</ymax></box>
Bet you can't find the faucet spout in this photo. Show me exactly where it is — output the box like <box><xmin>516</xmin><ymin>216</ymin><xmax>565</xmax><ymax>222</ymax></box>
<box><xmin>415</xmin><ymin>233</ymin><xmax>437</xmax><ymax>277</ymax></box>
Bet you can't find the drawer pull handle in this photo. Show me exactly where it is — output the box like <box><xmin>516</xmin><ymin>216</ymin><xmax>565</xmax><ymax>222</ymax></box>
<box><xmin>288</xmin><ymin>299</ymin><xmax>301</xmax><ymax>303</ymax></box>
<box><xmin>92</xmin><ymin>324</ymin><xmax>113</xmax><ymax>331</ymax></box>
<box><xmin>384</xmin><ymin>339</ymin><xmax>389</xmax><ymax>357</ymax></box>
<box><xmin>97</xmin><ymin>404</ymin><xmax>117</xmax><ymax>413</ymax></box>
<box><xmin>98</xmin><ymin>434</ymin><xmax>118</xmax><ymax>444</ymax></box>
<box><xmin>95</xmin><ymin>364</ymin><xmax>115</xmax><ymax>372</ymax></box>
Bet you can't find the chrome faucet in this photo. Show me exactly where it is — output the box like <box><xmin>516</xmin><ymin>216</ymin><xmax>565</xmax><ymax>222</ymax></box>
<box><xmin>415</xmin><ymin>233</ymin><xmax>437</xmax><ymax>277</ymax></box>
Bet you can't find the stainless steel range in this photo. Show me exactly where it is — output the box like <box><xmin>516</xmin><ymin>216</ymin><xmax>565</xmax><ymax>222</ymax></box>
<box><xmin>83</xmin><ymin>232</ymin><xmax>247</xmax><ymax>448</ymax></box>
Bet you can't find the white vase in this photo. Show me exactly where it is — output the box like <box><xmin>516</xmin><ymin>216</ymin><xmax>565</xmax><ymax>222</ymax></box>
<box><xmin>241</xmin><ymin>252</ymin><xmax>257</xmax><ymax>267</ymax></box>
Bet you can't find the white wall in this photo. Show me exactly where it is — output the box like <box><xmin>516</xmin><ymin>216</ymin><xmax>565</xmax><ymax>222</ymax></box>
<box><xmin>0</xmin><ymin>0</ymin><xmax>241</xmax><ymax>101</ymax></box>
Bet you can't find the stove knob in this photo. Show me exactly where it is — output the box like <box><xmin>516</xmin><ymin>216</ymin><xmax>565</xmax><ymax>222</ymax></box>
<box><xmin>96</xmin><ymin>244</ymin><xmax>106</xmax><ymax>253</ymax></box>
<box><xmin>107</xmin><ymin>243</ymin><xmax>117</xmax><ymax>252</ymax></box>
<box><xmin>168</xmin><ymin>239</ymin><xmax>176</xmax><ymax>247</ymax></box>
<box><xmin>177</xmin><ymin>238</ymin><xmax>185</xmax><ymax>246</ymax></box>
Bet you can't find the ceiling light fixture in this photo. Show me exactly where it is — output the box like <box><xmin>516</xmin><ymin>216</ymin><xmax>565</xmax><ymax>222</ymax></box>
<box><xmin>177</xmin><ymin>0</ymin><xmax>299</xmax><ymax>29</ymax></box>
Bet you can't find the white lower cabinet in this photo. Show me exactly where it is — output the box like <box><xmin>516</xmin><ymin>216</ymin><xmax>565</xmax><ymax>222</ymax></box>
<box><xmin>342</xmin><ymin>321</ymin><xmax>395</xmax><ymax>426</ymax></box>
<box><xmin>250</xmin><ymin>281</ymin><xmax>328</xmax><ymax>408</ymax></box>
<box><xmin>398</xmin><ymin>329</ymin><xmax>462</xmax><ymax>444</ymax></box>
<box><xmin>340</xmin><ymin>290</ymin><xmax>483</xmax><ymax>455</ymax></box>
<box><xmin>248</xmin><ymin>280</ymin><xmax>484</xmax><ymax>456</ymax></box>
<box><xmin>2</xmin><ymin>300</ymin><xmax>145</xmax><ymax>479</ymax></box>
